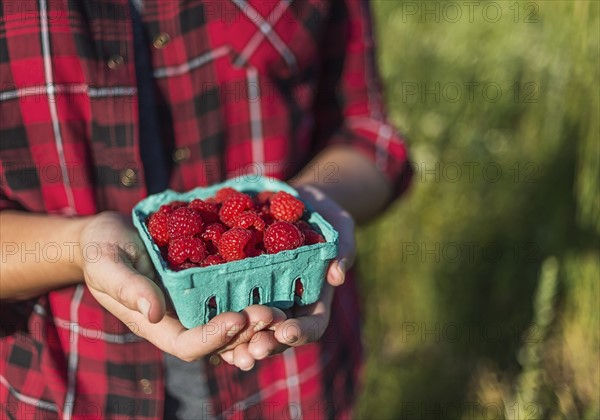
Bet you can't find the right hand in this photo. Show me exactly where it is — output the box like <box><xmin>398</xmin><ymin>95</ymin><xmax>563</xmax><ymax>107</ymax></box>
<box><xmin>78</xmin><ymin>211</ymin><xmax>285</xmax><ymax>362</ymax></box>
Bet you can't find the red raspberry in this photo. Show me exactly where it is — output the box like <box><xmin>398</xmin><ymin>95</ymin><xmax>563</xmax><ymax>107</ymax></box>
<box><xmin>295</xmin><ymin>280</ymin><xmax>304</xmax><ymax>297</ymax></box>
<box><xmin>295</xmin><ymin>220</ymin><xmax>326</xmax><ymax>245</ymax></box>
<box><xmin>302</xmin><ymin>229</ymin><xmax>326</xmax><ymax>245</ymax></box>
<box><xmin>174</xmin><ymin>261</ymin><xmax>200</xmax><ymax>271</ymax></box>
<box><xmin>147</xmin><ymin>211</ymin><xmax>170</xmax><ymax>247</ymax></box>
<box><xmin>215</xmin><ymin>187</ymin><xmax>238</xmax><ymax>203</ymax></box>
<box><xmin>295</xmin><ymin>220</ymin><xmax>313</xmax><ymax>231</ymax></box>
<box><xmin>167</xmin><ymin>207</ymin><xmax>204</xmax><ymax>238</ymax></box>
<box><xmin>208</xmin><ymin>296</ymin><xmax>217</xmax><ymax>309</ymax></box>
<box><xmin>246</xmin><ymin>247</ymin><xmax>265</xmax><ymax>258</ymax></box>
<box><xmin>188</xmin><ymin>199</ymin><xmax>219</xmax><ymax>223</ymax></box>
<box><xmin>255</xmin><ymin>191</ymin><xmax>275</xmax><ymax>205</ymax></box>
<box><xmin>159</xmin><ymin>200</ymin><xmax>187</xmax><ymax>214</ymax></box>
<box><xmin>261</xmin><ymin>213</ymin><xmax>276</xmax><ymax>226</ymax></box>
<box><xmin>251</xmin><ymin>229</ymin><xmax>264</xmax><ymax>247</ymax></box>
<box><xmin>219</xmin><ymin>193</ymin><xmax>254</xmax><ymax>227</ymax></box>
<box><xmin>201</xmin><ymin>222</ymin><xmax>227</xmax><ymax>245</ymax></box>
<box><xmin>234</xmin><ymin>210</ymin><xmax>266</xmax><ymax>231</ymax></box>
<box><xmin>168</xmin><ymin>237</ymin><xmax>207</xmax><ymax>266</ymax></box>
<box><xmin>270</xmin><ymin>191</ymin><xmax>305</xmax><ymax>222</ymax></box>
<box><xmin>200</xmin><ymin>254</ymin><xmax>225</xmax><ymax>267</ymax></box>
<box><xmin>263</xmin><ymin>221</ymin><xmax>305</xmax><ymax>254</ymax></box>
<box><xmin>217</xmin><ymin>228</ymin><xmax>254</xmax><ymax>261</ymax></box>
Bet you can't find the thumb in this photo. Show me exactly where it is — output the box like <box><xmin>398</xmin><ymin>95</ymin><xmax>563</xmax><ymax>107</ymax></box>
<box><xmin>85</xmin><ymin>249</ymin><xmax>166</xmax><ymax>323</ymax></box>
<box><xmin>327</xmin><ymin>207</ymin><xmax>356</xmax><ymax>287</ymax></box>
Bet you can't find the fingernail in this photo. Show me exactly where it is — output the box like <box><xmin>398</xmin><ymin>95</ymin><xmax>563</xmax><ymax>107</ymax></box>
<box><xmin>137</xmin><ymin>298</ymin><xmax>151</xmax><ymax>320</ymax></box>
<box><xmin>336</xmin><ymin>259</ymin><xmax>347</xmax><ymax>282</ymax></box>
<box><xmin>226</xmin><ymin>324</ymin><xmax>241</xmax><ymax>337</ymax></box>
<box><xmin>241</xmin><ymin>363</ymin><xmax>255</xmax><ymax>372</ymax></box>
<box><xmin>287</xmin><ymin>335</ymin><xmax>298</xmax><ymax>344</ymax></box>
<box><xmin>253</xmin><ymin>321</ymin><xmax>266</xmax><ymax>332</ymax></box>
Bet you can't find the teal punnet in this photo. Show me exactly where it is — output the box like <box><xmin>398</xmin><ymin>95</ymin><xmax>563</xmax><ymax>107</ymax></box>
<box><xmin>132</xmin><ymin>176</ymin><xmax>339</xmax><ymax>328</ymax></box>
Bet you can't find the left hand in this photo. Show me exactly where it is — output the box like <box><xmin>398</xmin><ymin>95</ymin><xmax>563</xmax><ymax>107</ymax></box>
<box><xmin>217</xmin><ymin>184</ymin><xmax>356</xmax><ymax>370</ymax></box>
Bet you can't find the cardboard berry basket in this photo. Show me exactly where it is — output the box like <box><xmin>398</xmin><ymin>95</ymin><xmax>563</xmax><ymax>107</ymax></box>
<box><xmin>132</xmin><ymin>176</ymin><xmax>339</xmax><ymax>328</ymax></box>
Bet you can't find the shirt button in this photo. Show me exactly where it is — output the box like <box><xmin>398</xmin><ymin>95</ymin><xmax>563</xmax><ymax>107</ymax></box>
<box><xmin>172</xmin><ymin>147</ymin><xmax>190</xmax><ymax>163</ymax></box>
<box><xmin>139</xmin><ymin>379</ymin><xmax>153</xmax><ymax>395</ymax></box>
<box><xmin>120</xmin><ymin>168</ymin><xmax>137</xmax><ymax>187</ymax></box>
<box><xmin>153</xmin><ymin>32</ymin><xmax>171</xmax><ymax>49</ymax></box>
<box><xmin>209</xmin><ymin>354</ymin><xmax>222</xmax><ymax>366</ymax></box>
<box><xmin>107</xmin><ymin>55</ymin><xmax>124</xmax><ymax>70</ymax></box>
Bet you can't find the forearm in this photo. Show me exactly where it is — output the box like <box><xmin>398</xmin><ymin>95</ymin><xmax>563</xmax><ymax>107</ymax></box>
<box><xmin>291</xmin><ymin>145</ymin><xmax>392</xmax><ymax>223</ymax></box>
<box><xmin>0</xmin><ymin>210</ymin><xmax>88</xmax><ymax>300</ymax></box>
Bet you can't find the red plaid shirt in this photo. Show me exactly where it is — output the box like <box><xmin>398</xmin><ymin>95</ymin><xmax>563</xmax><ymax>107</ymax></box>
<box><xmin>0</xmin><ymin>1</ymin><xmax>411</xmax><ymax>419</ymax></box>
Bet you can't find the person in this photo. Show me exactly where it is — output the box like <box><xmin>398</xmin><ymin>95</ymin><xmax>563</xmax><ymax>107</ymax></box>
<box><xmin>0</xmin><ymin>0</ymin><xmax>412</xmax><ymax>418</ymax></box>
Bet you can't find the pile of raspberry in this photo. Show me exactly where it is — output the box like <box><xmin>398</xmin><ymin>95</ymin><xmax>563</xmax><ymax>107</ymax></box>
<box><xmin>146</xmin><ymin>188</ymin><xmax>326</xmax><ymax>270</ymax></box>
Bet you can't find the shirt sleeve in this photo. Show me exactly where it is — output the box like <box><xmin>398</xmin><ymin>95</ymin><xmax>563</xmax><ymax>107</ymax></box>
<box><xmin>0</xmin><ymin>183</ymin><xmax>22</xmax><ymax>211</ymax></box>
<box><xmin>313</xmin><ymin>0</ymin><xmax>413</xmax><ymax>199</ymax></box>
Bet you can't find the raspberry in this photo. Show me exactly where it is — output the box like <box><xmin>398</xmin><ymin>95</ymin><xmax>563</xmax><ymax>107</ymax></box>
<box><xmin>188</xmin><ymin>199</ymin><xmax>219</xmax><ymax>223</ymax></box>
<box><xmin>219</xmin><ymin>192</ymin><xmax>254</xmax><ymax>227</ymax></box>
<box><xmin>270</xmin><ymin>191</ymin><xmax>305</xmax><ymax>222</ymax></box>
<box><xmin>234</xmin><ymin>210</ymin><xmax>266</xmax><ymax>231</ymax></box>
<box><xmin>295</xmin><ymin>280</ymin><xmax>304</xmax><ymax>297</ymax></box>
<box><xmin>200</xmin><ymin>254</ymin><xmax>225</xmax><ymax>267</ymax></box>
<box><xmin>255</xmin><ymin>191</ymin><xmax>275</xmax><ymax>205</ymax></box>
<box><xmin>168</xmin><ymin>237</ymin><xmax>207</xmax><ymax>266</ymax></box>
<box><xmin>201</xmin><ymin>222</ymin><xmax>227</xmax><ymax>245</ymax></box>
<box><xmin>217</xmin><ymin>228</ymin><xmax>254</xmax><ymax>261</ymax></box>
<box><xmin>261</xmin><ymin>213</ymin><xmax>276</xmax><ymax>226</ymax></box>
<box><xmin>215</xmin><ymin>187</ymin><xmax>238</xmax><ymax>203</ymax></box>
<box><xmin>295</xmin><ymin>220</ymin><xmax>313</xmax><ymax>231</ymax></box>
<box><xmin>251</xmin><ymin>229</ymin><xmax>264</xmax><ymax>247</ymax></box>
<box><xmin>147</xmin><ymin>211</ymin><xmax>170</xmax><ymax>247</ymax></box>
<box><xmin>247</xmin><ymin>248</ymin><xmax>265</xmax><ymax>258</ymax></box>
<box><xmin>174</xmin><ymin>261</ymin><xmax>200</xmax><ymax>271</ymax></box>
<box><xmin>159</xmin><ymin>200</ymin><xmax>187</xmax><ymax>214</ymax></box>
<box><xmin>295</xmin><ymin>220</ymin><xmax>326</xmax><ymax>245</ymax></box>
<box><xmin>263</xmin><ymin>221</ymin><xmax>305</xmax><ymax>254</ymax></box>
<box><xmin>167</xmin><ymin>207</ymin><xmax>204</xmax><ymax>238</ymax></box>
<box><xmin>302</xmin><ymin>229</ymin><xmax>326</xmax><ymax>245</ymax></box>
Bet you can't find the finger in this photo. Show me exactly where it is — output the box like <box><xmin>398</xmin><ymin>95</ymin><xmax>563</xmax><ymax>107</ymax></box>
<box><xmin>86</xmin><ymin>251</ymin><xmax>166</xmax><ymax>323</ymax></box>
<box><xmin>327</xmin><ymin>260</ymin><xmax>346</xmax><ymax>287</ymax></box>
<box><xmin>328</xmin><ymin>207</ymin><xmax>356</xmax><ymax>287</ymax></box>
<box><xmin>243</xmin><ymin>304</ymin><xmax>287</xmax><ymax>332</ymax></box>
<box><xmin>90</xmin><ymin>289</ymin><xmax>248</xmax><ymax>362</ymax></box>
<box><xmin>273</xmin><ymin>313</ymin><xmax>329</xmax><ymax>346</ymax></box>
<box><xmin>146</xmin><ymin>312</ymin><xmax>246</xmax><ymax>362</ymax></box>
<box><xmin>219</xmin><ymin>350</ymin><xmax>234</xmax><ymax>365</ymax></box>
<box><xmin>217</xmin><ymin>305</ymin><xmax>287</xmax><ymax>353</ymax></box>
<box><xmin>247</xmin><ymin>330</ymin><xmax>287</xmax><ymax>360</ymax></box>
<box><xmin>232</xmin><ymin>343</ymin><xmax>255</xmax><ymax>371</ymax></box>
<box><xmin>273</xmin><ymin>286</ymin><xmax>334</xmax><ymax>346</ymax></box>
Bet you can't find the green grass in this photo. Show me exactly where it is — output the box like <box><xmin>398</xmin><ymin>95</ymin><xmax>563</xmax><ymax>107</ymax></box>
<box><xmin>355</xmin><ymin>1</ymin><xmax>599</xmax><ymax>418</ymax></box>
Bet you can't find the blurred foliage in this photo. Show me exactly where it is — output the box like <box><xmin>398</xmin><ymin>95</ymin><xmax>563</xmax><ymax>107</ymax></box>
<box><xmin>355</xmin><ymin>1</ymin><xmax>599</xmax><ymax>419</ymax></box>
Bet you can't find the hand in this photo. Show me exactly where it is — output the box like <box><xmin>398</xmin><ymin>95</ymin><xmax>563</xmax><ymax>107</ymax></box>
<box><xmin>78</xmin><ymin>212</ymin><xmax>282</xmax><ymax>362</ymax></box>
<box><xmin>218</xmin><ymin>185</ymin><xmax>356</xmax><ymax>368</ymax></box>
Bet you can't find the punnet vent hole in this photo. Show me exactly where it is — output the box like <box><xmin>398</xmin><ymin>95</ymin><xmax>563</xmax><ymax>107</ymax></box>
<box><xmin>207</xmin><ymin>296</ymin><xmax>217</xmax><ymax>320</ymax></box>
<box><xmin>294</xmin><ymin>279</ymin><xmax>304</xmax><ymax>298</ymax></box>
<box><xmin>251</xmin><ymin>288</ymin><xmax>260</xmax><ymax>305</ymax></box>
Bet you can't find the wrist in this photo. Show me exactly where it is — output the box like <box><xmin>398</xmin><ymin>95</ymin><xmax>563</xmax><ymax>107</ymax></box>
<box><xmin>72</xmin><ymin>215</ymin><xmax>96</xmax><ymax>271</ymax></box>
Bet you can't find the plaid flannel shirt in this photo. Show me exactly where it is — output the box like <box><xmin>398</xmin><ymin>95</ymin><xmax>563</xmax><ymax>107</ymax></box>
<box><xmin>0</xmin><ymin>1</ymin><xmax>412</xmax><ymax>419</ymax></box>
